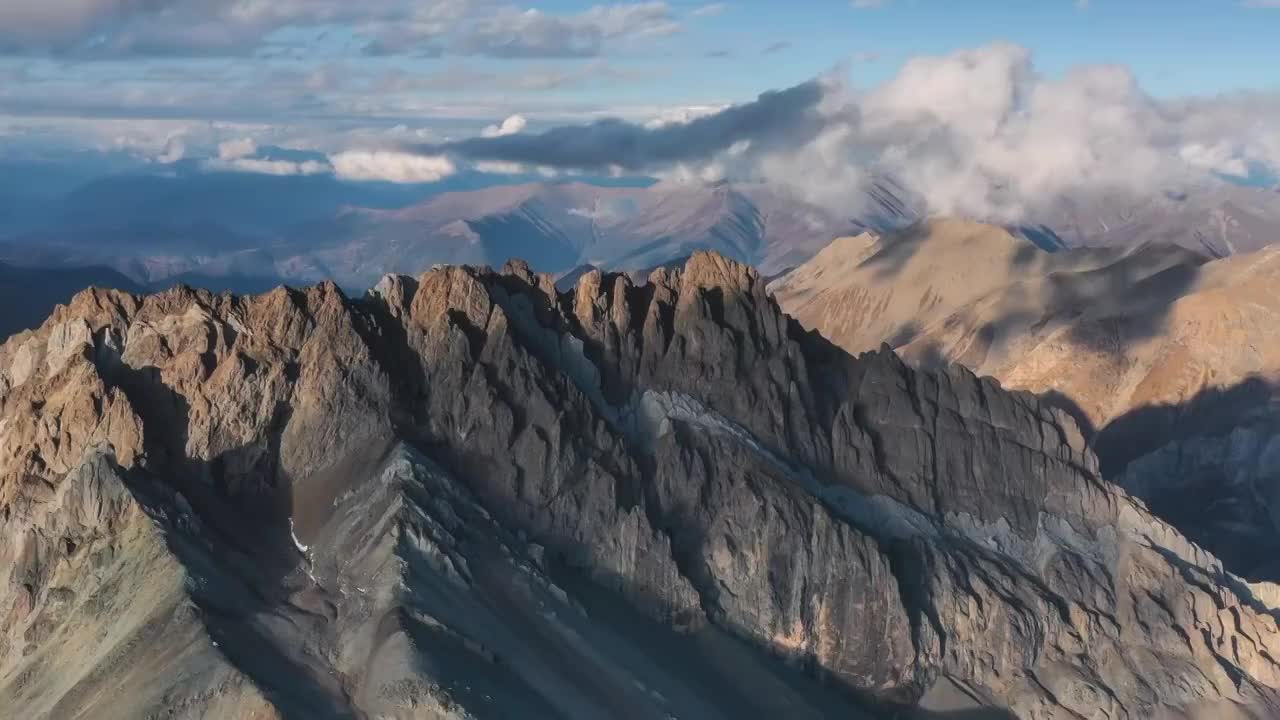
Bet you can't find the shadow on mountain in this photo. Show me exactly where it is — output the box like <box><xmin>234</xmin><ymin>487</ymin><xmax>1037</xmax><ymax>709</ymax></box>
<box><xmin>0</xmin><ymin>262</ymin><xmax>144</xmax><ymax>340</ymax></box>
<box><xmin>1069</xmin><ymin>376</ymin><xmax>1280</xmax><ymax>581</ymax></box>
<box><xmin>939</xmin><ymin>242</ymin><xmax>1206</xmax><ymax>363</ymax></box>
<box><xmin>858</xmin><ymin>220</ymin><xmax>1063</xmax><ymax>283</ymax></box>
<box><xmin>1039</xmin><ymin>389</ymin><xmax>1098</xmax><ymax>439</ymax></box>
<box><xmin>1017</xmin><ymin>224</ymin><xmax>1068</xmax><ymax>252</ymax></box>
<box><xmin>549</xmin><ymin>560</ymin><xmax>889</xmax><ymax>720</ymax></box>
<box><xmin>859</xmin><ymin>221</ymin><xmax>938</xmax><ymax>280</ymax></box>
<box><xmin>1052</xmin><ymin>250</ymin><xmax>1204</xmax><ymax>353</ymax></box>
<box><xmin>100</xmin><ymin>355</ymin><xmax>358</xmax><ymax>719</ymax></box>
<box><xmin>1093</xmin><ymin>376</ymin><xmax>1277</xmax><ymax>479</ymax></box>
<box><xmin>835</xmin><ymin>220</ymin><xmax>1210</xmax><ymax>370</ymax></box>
<box><xmin>468</xmin><ymin>212</ymin><xmax>581</xmax><ymax>272</ymax></box>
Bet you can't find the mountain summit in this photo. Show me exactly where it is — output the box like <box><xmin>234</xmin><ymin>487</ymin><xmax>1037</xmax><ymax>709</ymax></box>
<box><xmin>2</xmin><ymin>252</ymin><xmax>1280</xmax><ymax>718</ymax></box>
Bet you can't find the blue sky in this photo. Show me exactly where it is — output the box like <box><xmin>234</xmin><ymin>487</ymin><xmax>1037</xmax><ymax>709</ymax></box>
<box><xmin>0</xmin><ymin>0</ymin><xmax>1276</xmax><ymax>201</ymax></box>
<box><xmin>3</xmin><ymin>1</ymin><xmax>1276</xmax><ymax>124</ymax></box>
<box><xmin>687</xmin><ymin>0</ymin><xmax>1280</xmax><ymax>98</ymax></box>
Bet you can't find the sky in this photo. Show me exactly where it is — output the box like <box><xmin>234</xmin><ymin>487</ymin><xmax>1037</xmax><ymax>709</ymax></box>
<box><xmin>0</xmin><ymin>0</ymin><xmax>1277</xmax><ymax>218</ymax></box>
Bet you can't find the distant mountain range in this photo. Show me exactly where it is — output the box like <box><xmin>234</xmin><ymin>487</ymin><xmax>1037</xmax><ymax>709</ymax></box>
<box><xmin>0</xmin><ymin>263</ymin><xmax>145</xmax><ymax>340</ymax></box>
<box><xmin>0</xmin><ymin>177</ymin><xmax>920</xmax><ymax>292</ymax></box>
<box><xmin>1041</xmin><ymin>182</ymin><xmax>1280</xmax><ymax>257</ymax></box>
<box><xmin>1</xmin><ymin>170</ymin><xmax>1277</xmax><ymax>350</ymax></box>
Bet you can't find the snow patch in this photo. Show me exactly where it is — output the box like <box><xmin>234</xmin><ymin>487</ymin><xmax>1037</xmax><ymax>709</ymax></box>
<box><xmin>289</xmin><ymin>518</ymin><xmax>309</xmax><ymax>554</ymax></box>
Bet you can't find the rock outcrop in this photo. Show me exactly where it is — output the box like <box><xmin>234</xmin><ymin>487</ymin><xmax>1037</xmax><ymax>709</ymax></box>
<box><xmin>3</xmin><ymin>251</ymin><xmax>1280</xmax><ymax>718</ymax></box>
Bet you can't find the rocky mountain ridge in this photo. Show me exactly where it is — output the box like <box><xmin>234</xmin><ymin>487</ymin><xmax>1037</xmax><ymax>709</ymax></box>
<box><xmin>2</xmin><ymin>252</ymin><xmax>1280</xmax><ymax>718</ymax></box>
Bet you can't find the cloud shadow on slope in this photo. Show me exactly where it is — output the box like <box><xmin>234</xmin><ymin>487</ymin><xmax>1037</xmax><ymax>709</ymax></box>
<box><xmin>816</xmin><ymin>220</ymin><xmax>1210</xmax><ymax>381</ymax></box>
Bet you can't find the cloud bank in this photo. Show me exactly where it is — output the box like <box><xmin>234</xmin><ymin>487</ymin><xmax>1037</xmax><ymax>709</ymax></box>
<box><xmin>424</xmin><ymin>80</ymin><xmax>827</xmax><ymax>172</ymax></box>
<box><xmin>409</xmin><ymin>43</ymin><xmax>1280</xmax><ymax>221</ymax></box>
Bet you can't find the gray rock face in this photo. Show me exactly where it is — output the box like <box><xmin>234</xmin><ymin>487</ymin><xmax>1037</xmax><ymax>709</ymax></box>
<box><xmin>1117</xmin><ymin>421</ymin><xmax>1280</xmax><ymax>580</ymax></box>
<box><xmin>2</xmin><ymin>251</ymin><xmax>1280</xmax><ymax>718</ymax></box>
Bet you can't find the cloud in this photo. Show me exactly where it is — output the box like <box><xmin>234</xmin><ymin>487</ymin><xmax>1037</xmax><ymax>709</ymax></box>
<box><xmin>217</xmin><ymin>137</ymin><xmax>258</xmax><ymax>161</ymax></box>
<box><xmin>805</xmin><ymin>43</ymin><xmax>1280</xmax><ymax>219</ymax></box>
<box><xmin>474</xmin><ymin>160</ymin><xmax>528</xmax><ymax>175</ymax></box>
<box><xmin>762</xmin><ymin>41</ymin><xmax>790</xmax><ymax>55</ymax></box>
<box><xmin>482</xmin><ymin>114</ymin><xmax>528</xmax><ymax>137</ymax></box>
<box><xmin>212</xmin><ymin>156</ymin><xmax>331</xmax><ymax>176</ymax></box>
<box><xmin>0</xmin><ymin>0</ymin><xmax>392</xmax><ymax>55</ymax></box>
<box><xmin>155</xmin><ymin>133</ymin><xmax>186</xmax><ymax>163</ymax></box>
<box><xmin>851</xmin><ymin>0</ymin><xmax>884</xmax><ymax>8</ymax></box>
<box><xmin>454</xmin><ymin>3</ymin><xmax>679</xmax><ymax>58</ymax></box>
<box><xmin>396</xmin><ymin>43</ymin><xmax>1280</xmax><ymax>222</ymax></box>
<box><xmin>1179</xmin><ymin>142</ymin><xmax>1250</xmax><ymax>177</ymax></box>
<box><xmin>422</xmin><ymin>80</ymin><xmax>825</xmax><ymax>171</ymax></box>
<box><xmin>0</xmin><ymin>0</ymin><xmax>681</xmax><ymax>59</ymax></box>
<box><xmin>642</xmin><ymin>104</ymin><xmax>728</xmax><ymax>129</ymax></box>
<box><xmin>690</xmin><ymin>3</ymin><xmax>729</xmax><ymax>18</ymax></box>
<box><xmin>329</xmin><ymin>150</ymin><xmax>456</xmax><ymax>182</ymax></box>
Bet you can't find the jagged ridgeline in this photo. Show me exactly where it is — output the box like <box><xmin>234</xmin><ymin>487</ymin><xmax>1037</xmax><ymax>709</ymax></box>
<box><xmin>2</xmin><ymin>251</ymin><xmax>1279</xmax><ymax>719</ymax></box>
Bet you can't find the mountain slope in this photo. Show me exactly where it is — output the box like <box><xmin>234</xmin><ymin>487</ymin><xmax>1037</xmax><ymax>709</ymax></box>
<box><xmin>773</xmin><ymin>223</ymin><xmax>1280</xmax><ymax>581</ymax></box>
<box><xmin>1045</xmin><ymin>184</ymin><xmax>1280</xmax><ymax>257</ymax></box>
<box><xmin>769</xmin><ymin>218</ymin><xmax>1187</xmax><ymax>357</ymax></box>
<box><xmin>2</xmin><ymin>253</ymin><xmax>1280</xmax><ymax>717</ymax></box>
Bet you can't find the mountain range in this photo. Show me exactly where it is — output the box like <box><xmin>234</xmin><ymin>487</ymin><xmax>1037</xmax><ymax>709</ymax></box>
<box><xmin>1041</xmin><ymin>183</ymin><xmax>1280</xmax><ymax>258</ymax></box>
<box><xmin>4</xmin><ymin>251</ymin><xmax>1280</xmax><ymax>718</ymax></box>
<box><xmin>1</xmin><ymin>171</ymin><xmax>1276</xmax><ymax>306</ymax></box>
<box><xmin>0</xmin><ymin>176</ymin><xmax>917</xmax><ymax>294</ymax></box>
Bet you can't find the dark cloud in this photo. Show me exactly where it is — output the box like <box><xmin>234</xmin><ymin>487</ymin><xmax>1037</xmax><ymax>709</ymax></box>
<box><xmin>421</xmin><ymin>80</ymin><xmax>827</xmax><ymax>171</ymax></box>
<box><xmin>762</xmin><ymin>40</ymin><xmax>791</xmax><ymax>54</ymax></box>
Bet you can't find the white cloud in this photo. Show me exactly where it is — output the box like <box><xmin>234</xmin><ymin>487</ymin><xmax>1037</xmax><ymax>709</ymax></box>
<box><xmin>0</xmin><ymin>1</ymin><xmax>681</xmax><ymax>59</ymax></box>
<box><xmin>691</xmin><ymin>3</ymin><xmax>728</xmax><ymax>18</ymax></box>
<box><xmin>155</xmin><ymin>134</ymin><xmax>187</xmax><ymax>164</ymax></box>
<box><xmin>1179</xmin><ymin>142</ymin><xmax>1249</xmax><ymax>177</ymax></box>
<box><xmin>435</xmin><ymin>42</ymin><xmax>1279</xmax><ymax>222</ymax></box>
<box><xmin>217</xmin><ymin>137</ymin><xmax>258</xmax><ymax>161</ymax></box>
<box><xmin>475</xmin><ymin>160</ymin><xmax>528</xmax><ymax>174</ymax></box>
<box><xmin>454</xmin><ymin>3</ymin><xmax>679</xmax><ymax>58</ymax></box>
<box><xmin>738</xmin><ymin>43</ymin><xmax>1280</xmax><ymax>221</ymax></box>
<box><xmin>329</xmin><ymin>150</ymin><xmax>456</xmax><ymax>182</ymax></box>
<box><xmin>642</xmin><ymin>104</ymin><xmax>728</xmax><ymax>129</ymax></box>
<box><xmin>210</xmin><ymin>156</ymin><xmax>330</xmax><ymax>176</ymax></box>
<box><xmin>482</xmin><ymin>114</ymin><xmax>528</xmax><ymax>138</ymax></box>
